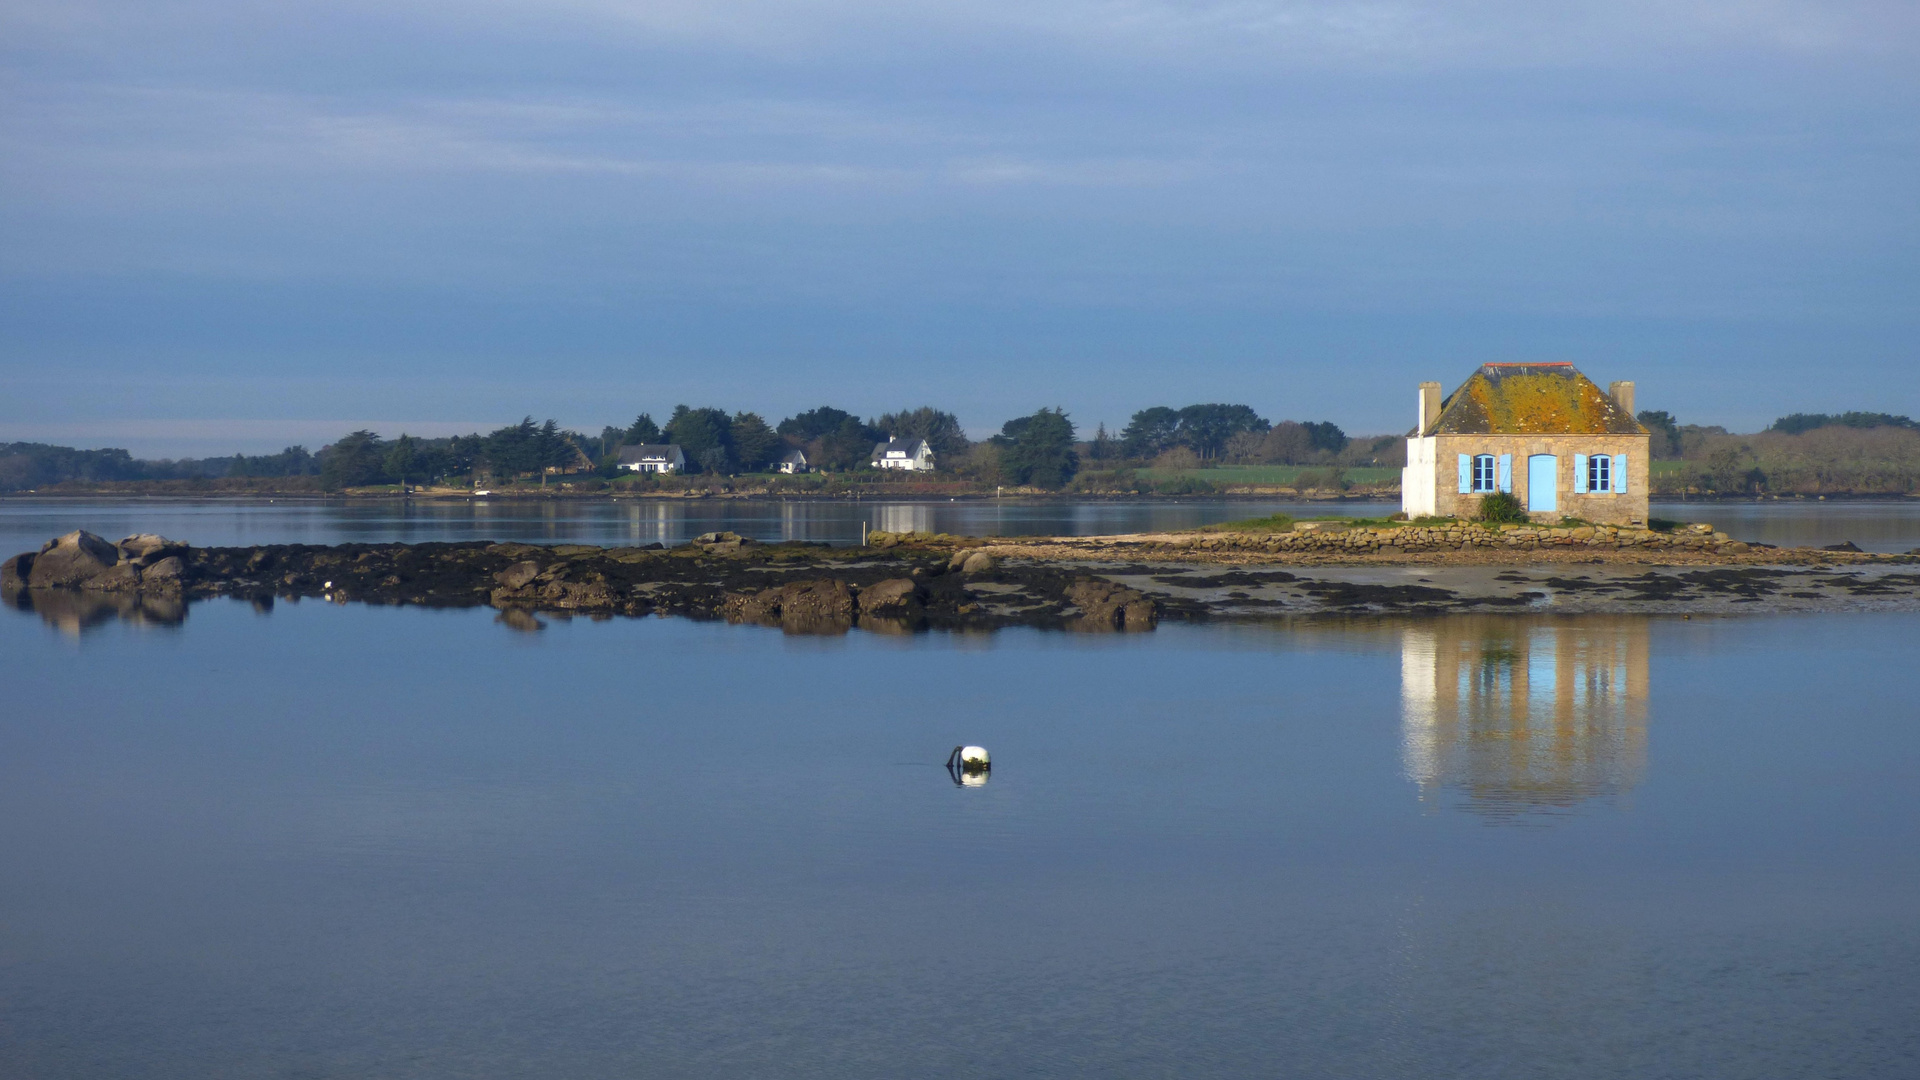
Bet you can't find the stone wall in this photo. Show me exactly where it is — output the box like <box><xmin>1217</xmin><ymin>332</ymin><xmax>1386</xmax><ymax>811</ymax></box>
<box><xmin>1429</xmin><ymin>433</ymin><xmax>1650</xmax><ymax>525</ymax></box>
<box><xmin>1167</xmin><ymin>521</ymin><xmax>1751</xmax><ymax>555</ymax></box>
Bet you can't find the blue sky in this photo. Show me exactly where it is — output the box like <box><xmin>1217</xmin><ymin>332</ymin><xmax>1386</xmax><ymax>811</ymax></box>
<box><xmin>2</xmin><ymin>1</ymin><xmax>1916</xmax><ymax>456</ymax></box>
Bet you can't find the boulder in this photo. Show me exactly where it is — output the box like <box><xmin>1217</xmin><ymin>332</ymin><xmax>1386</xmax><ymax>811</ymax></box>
<box><xmin>857</xmin><ymin>578</ymin><xmax>925</xmax><ymax>613</ymax></box>
<box><xmin>82</xmin><ymin>562</ymin><xmax>142</xmax><ymax>591</ymax></box>
<box><xmin>495</xmin><ymin>560</ymin><xmax>543</xmax><ymax>589</ymax></box>
<box><xmin>1821</xmin><ymin>541</ymin><xmax>1863</xmax><ymax>553</ymax></box>
<box><xmin>142</xmin><ymin>555</ymin><xmax>186</xmax><ymax>583</ymax></box>
<box><xmin>961</xmin><ymin>551</ymin><xmax>997</xmax><ymax>575</ymax></box>
<box><xmin>28</xmin><ymin>530</ymin><xmax>120</xmax><ymax>588</ymax></box>
<box><xmin>118</xmin><ymin>534</ymin><xmax>187</xmax><ymax>565</ymax></box>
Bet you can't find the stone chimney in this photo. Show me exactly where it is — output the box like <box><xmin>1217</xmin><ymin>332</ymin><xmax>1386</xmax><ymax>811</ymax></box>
<box><xmin>1609</xmin><ymin>380</ymin><xmax>1636</xmax><ymax>417</ymax></box>
<box><xmin>1418</xmin><ymin>382</ymin><xmax>1443</xmax><ymax>434</ymax></box>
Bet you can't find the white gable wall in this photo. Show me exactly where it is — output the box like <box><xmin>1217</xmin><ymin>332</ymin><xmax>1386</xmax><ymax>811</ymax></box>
<box><xmin>1402</xmin><ymin>436</ymin><xmax>1437</xmax><ymax>517</ymax></box>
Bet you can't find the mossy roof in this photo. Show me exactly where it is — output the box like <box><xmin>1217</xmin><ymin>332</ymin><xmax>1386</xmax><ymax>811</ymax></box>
<box><xmin>1423</xmin><ymin>363</ymin><xmax>1647</xmax><ymax>437</ymax></box>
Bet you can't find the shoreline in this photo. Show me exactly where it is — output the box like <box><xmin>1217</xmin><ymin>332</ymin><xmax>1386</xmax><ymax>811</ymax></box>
<box><xmin>6</xmin><ymin>488</ymin><xmax>1918</xmax><ymax>504</ymax></box>
<box><xmin>8</xmin><ymin>527</ymin><xmax>1919</xmax><ymax>634</ymax></box>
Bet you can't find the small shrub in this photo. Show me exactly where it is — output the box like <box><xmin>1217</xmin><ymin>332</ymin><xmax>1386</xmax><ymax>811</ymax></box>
<box><xmin>1648</xmin><ymin>517</ymin><xmax>1679</xmax><ymax>533</ymax></box>
<box><xmin>1476</xmin><ymin>492</ymin><xmax>1528</xmax><ymax>524</ymax></box>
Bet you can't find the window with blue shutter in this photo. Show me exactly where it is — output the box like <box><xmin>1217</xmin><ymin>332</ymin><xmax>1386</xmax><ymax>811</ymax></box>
<box><xmin>1573</xmin><ymin>454</ymin><xmax>1589</xmax><ymax>493</ymax></box>
<box><xmin>1613</xmin><ymin>454</ymin><xmax>1628</xmax><ymax>494</ymax></box>
<box><xmin>1458</xmin><ymin>455</ymin><xmax>1473</xmax><ymax>493</ymax></box>
<box><xmin>1470</xmin><ymin>455</ymin><xmax>1497</xmax><ymax>492</ymax></box>
<box><xmin>1498</xmin><ymin>454</ymin><xmax>1512</xmax><ymax>492</ymax></box>
<box><xmin>1592</xmin><ymin>454</ymin><xmax>1611</xmax><ymax>492</ymax></box>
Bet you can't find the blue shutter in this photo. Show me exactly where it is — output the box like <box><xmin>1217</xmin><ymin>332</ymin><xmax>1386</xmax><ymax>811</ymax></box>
<box><xmin>1458</xmin><ymin>455</ymin><xmax>1472</xmax><ymax>494</ymax></box>
<box><xmin>1573</xmin><ymin>454</ymin><xmax>1588</xmax><ymax>493</ymax></box>
<box><xmin>1613</xmin><ymin>454</ymin><xmax>1628</xmax><ymax>494</ymax></box>
<box><xmin>1497</xmin><ymin>454</ymin><xmax>1512</xmax><ymax>493</ymax></box>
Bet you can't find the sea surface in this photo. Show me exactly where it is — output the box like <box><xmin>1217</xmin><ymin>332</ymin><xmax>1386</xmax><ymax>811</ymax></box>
<box><xmin>4</xmin><ymin>505</ymin><xmax>1919</xmax><ymax>1078</ymax></box>
<box><xmin>3</xmin><ymin>494</ymin><xmax>1919</xmax><ymax>552</ymax></box>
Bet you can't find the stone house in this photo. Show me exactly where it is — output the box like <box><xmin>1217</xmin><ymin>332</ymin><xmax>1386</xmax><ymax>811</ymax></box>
<box><xmin>616</xmin><ymin>444</ymin><xmax>686</xmax><ymax>474</ymax></box>
<box><xmin>1401</xmin><ymin>363</ymin><xmax>1649</xmax><ymax>525</ymax></box>
<box><xmin>870</xmin><ymin>438</ymin><xmax>935</xmax><ymax>471</ymax></box>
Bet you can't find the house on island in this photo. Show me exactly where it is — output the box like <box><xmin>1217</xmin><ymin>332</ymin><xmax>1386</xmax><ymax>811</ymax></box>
<box><xmin>776</xmin><ymin>448</ymin><xmax>810</xmax><ymax>474</ymax></box>
<box><xmin>870</xmin><ymin>438</ymin><xmax>935</xmax><ymax>471</ymax></box>
<box><xmin>616</xmin><ymin>444</ymin><xmax>686</xmax><ymax>474</ymax></box>
<box><xmin>1401</xmin><ymin>363</ymin><xmax>1649</xmax><ymax>525</ymax></box>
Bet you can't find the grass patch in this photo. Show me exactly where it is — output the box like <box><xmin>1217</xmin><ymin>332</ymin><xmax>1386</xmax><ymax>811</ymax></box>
<box><xmin>1202</xmin><ymin>513</ymin><xmax>1295</xmax><ymax>532</ymax></box>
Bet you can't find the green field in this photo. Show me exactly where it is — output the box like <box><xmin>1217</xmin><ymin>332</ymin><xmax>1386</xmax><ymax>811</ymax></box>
<box><xmin>1133</xmin><ymin>465</ymin><xmax>1400</xmax><ymax>486</ymax></box>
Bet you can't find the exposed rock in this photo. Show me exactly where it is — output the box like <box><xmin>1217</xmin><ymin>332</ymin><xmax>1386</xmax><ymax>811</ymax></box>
<box><xmin>28</xmin><ymin>530</ymin><xmax>120</xmax><ymax>588</ymax></box>
<box><xmin>858</xmin><ymin>577</ymin><xmax>925</xmax><ymax>613</ymax></box>
<box><xmin>723</xmin><ymin>578</ymin><xmax>856</xmax><ymax>629</ymax></box>
<box><xmin>1822</xmin><ymin>541</ymin><xmax>1864</xmax><ymax>553</ymax></box>
<box><xmin>495</xmin><ymin>560</ymin><xmax>543</xmax><ymax>589</ymax></box>
<box><xmin>530</xmin><ymin>579</ymin><xmax>614</xmax><ymax>608</ymax></box>
<box><xmin>1</xmin><ymin>552</ymin><xmax>33</xmax><ymax>592</ymax></box>
<box><xmin>692</xmin><ymin>531</ymin><xmax>755</xmax><ymax>554</ymax></box>
<box><xmin>142</xmin><ymin>555</ymin><xmax>186</xmax><ymax>583</ymax></box>
<box><xmin>961</xmin><ymin>551</ymin><xmax>997</xmax><ymax>574</ymax></box>
<box><xmin>118</xmin><ymin>533</ymin><xmax>187</xmax><ymax>565</ymax></box>
<box><xmin>82</xmin><ymin>562</ymin><xmax>142</xmax><ymax>592</ymax></box>
<box><xmin>948</xmin><ymin>549</ymin><xmax>976</xmax><ymax>572</ymax></box>
<box><xmin>1066</xmin><ymin>578</ymin><xmax>1159</xmax><ymax>631</ymax></box>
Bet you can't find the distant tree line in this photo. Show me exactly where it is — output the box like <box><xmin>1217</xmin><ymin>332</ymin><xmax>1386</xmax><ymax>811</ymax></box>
<box><xmin>1639</xmin><ymin>408</ymin><xmax>1920</xmax><ymax>496</ymax></box>
<box><xmin>0</xmin><ymin>442</ymin><xmax>323</xmax><ymax>489</ymax></box>
<box><xmin>1079</xmin><ymin>404</ymin><xmax>1359</xmax><ymax>469</ymax></box>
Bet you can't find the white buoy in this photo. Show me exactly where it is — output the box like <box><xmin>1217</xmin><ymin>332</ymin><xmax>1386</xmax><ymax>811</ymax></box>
<box><xmin>946</xmin><ymin>744</ymin><xmax>991</xmax><ymax>786</ymax></box>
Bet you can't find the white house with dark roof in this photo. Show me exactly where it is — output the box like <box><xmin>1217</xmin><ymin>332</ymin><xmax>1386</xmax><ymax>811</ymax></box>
<box><xmin>870</xmin><ymin>438</ymin><xmax>935</xmax><ymax>471</ymax></box>
<box><xmin>616</xmin><ymin>444</ymin><xmax>686</xmax><ymax>474</ymax></box>
<box><xmin>776</xmin><ymin>448</ymin><xmax>810</xmax><ymax>474</ymax></box>
<box><xmin>1402</xmin><ymin>363</ymin><xmax>1650</xmax><ymax>525</ymax></box>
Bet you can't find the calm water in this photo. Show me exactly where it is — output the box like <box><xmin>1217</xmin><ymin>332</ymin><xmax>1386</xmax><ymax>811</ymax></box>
<box><xmin>3</xmin><ymin>495</ymin><xmax>1919</xmax><ymax>552</ymax></box>
<box><xmin>3</xmin><ymin>597</ymin><xmax>1917</xmax><ymax>1078</ymax></box>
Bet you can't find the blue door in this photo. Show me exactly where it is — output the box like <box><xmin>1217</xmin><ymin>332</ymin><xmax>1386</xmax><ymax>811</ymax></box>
<box><xmin>1527</xmin><ymin>455</ymin><xmax>1558</xmax><ymax>513</ymax></box>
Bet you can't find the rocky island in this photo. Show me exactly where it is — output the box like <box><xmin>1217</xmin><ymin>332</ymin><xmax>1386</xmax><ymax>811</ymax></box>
<box><xmin>7</xmin><ymin>521</ymin><xmax>1920</xmax><ymax>635</ymax></box>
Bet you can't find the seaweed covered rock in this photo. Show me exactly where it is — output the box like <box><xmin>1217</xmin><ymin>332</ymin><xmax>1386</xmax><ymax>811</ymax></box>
<box><xmin>1066</xmin><ymin>578</ymin><xmax>1159</xmax><ymax>631</ymax></box>
<box><xmin>723</xmin><ymin>579</ymin><xmax>856</xmax><ymax>630</ymax></box>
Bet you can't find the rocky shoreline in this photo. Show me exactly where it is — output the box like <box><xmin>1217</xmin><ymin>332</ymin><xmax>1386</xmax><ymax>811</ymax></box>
<box><xmin>8</xmin><ymin>526</ymin><xmax>1920</xmax><ymax>635</ymax></box>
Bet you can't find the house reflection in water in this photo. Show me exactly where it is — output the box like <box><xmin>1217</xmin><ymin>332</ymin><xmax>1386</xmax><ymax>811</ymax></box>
<box><xmin>1400</xmin><ymin>616</ymin><xmax>1650</xmax><ymax>821</ymax></box>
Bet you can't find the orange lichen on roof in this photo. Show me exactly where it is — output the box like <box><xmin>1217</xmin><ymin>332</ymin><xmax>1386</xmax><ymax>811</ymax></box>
<box><xmin>1427</xmin><ymin>363</ymin><xmax>1646</xmax><ymax>436</ymax></box>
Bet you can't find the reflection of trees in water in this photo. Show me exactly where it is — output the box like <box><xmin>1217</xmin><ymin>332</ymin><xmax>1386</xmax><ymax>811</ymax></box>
<box><xmin>1401</xmin><ymin>616</ymin><xmax>1649</xmax><ymax>823</ymax></box>
<box><xmin>5</xmin><ymin>587</ymin><xmax>187</xmax><ymax>637</ymax></box>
